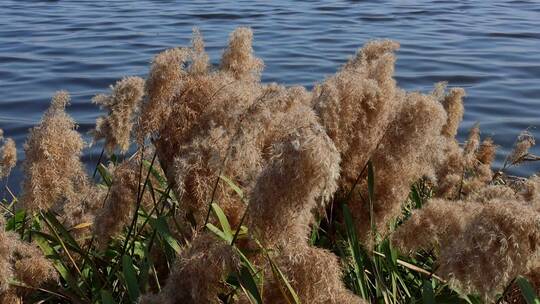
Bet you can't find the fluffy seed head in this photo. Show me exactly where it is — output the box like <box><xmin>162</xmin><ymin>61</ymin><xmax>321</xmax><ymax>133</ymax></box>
<box><xmin>189</xmin><ymin>27</ymin><xmax>210</xmax><ymax>75</ymax></box>
<box><xmin>312</xmin><ymin>39</ymin><xmax>400</xmax><ymax>190</ymax></box>
<box><xmin>509</xmin><ymin>130</ymin><xmax>535</xmax><ymax>165</ymax></box>
<box><xmin>20</xmin><ymin>91</ymin><xmax>89</xmax><ymax>212</ymax></box>
<box><xmin>261</xmin><ymin>244</ymin><xmax>367</xmax><ymax>304</ymax></box>
<box><xmin>139</xmin><ymin>47</ymin><xmax>190</xmax><ymax>136</ymax></box>
<box><xmin>440</xmin><ymin>87</ymin><xmax>465</xmax><ymax>138</ymax></box>
<box><xmin>93</xmin><ymin>76</ymin><xmax>145</xmax><ymax>154</ymax></box>
<box><xmin>93</xmin><ymin>158</ymin><xmax>156</xmax><ymax>246</ymax></box>
<box><xmin>220</xmin><ymin>27</ymin><xmax>264</xmax><ymax>81</ymax></box>
<box><xmin>352</xmin><ymin>92</ymin><xmax>447</xmax><ymax>241</ymax></box>
<box><xmin>0</xmin><ymin>133</ymin><xmax>17</xmax><ymax>179</ymax></box>
<box><xmin>0</xmin><ymin>225</ymin><xmax>57</xmax><ymax>300</ymax></box>
<box><xmin>438</xmin><ymin>200</ymin><xmax>540</xmax><ymax>300</ymax></box>
<box><xmin>392</xmin><ymin>199</ymin><xmax>482</xmax><ymax>253</ymax></box>
<box><xmin>463</xmin><ymin>124</ymin><xmax>480</xmax><ymax>166</ymax></box>
<box><xmin>139</xmin><ymin>233</ymin><xmax>236</xmax><ymax>304</ymax></box>
<box><xmin>476</xmin><ymin>137</ymin><xmax>496</xmax><ymax>165</ymax></box>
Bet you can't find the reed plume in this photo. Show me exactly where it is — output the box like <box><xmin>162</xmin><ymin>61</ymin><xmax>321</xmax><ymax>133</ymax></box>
<box><xmin>351</xmin><ymin>92</ymin><xmax>447</xmax><ymax>241</ymax></box>
<box><xmin>312</xmin><ymin>40</ymin><xmax>400</xmax><ymax>190</ymax></box>
<box><xmin>521</xmin><ymin>175</ymin><xmax>540</xmax><ymax>207</ymax></box>
<box><xmin>18</xmin><ymin>91</ymin><xmax>101</xmax><ymax>236</ymax></box>
<box><xmin>93</xmin><ymin>76</ymin><xmax>145</xmax><ymax>154</ymax></box>
<box><xmin>438</xmin><ymin>200</ymin><xmax>540</xmax><ymax>300</ymax></box>
<box><xmin>139</xmin><ymin>47</ymin><xmax>190</xmax><ymax>137</ymax></box>
<box><xmin>190</xmin><ymin>28</ymin><xmax>210</xmax><ymax>75</ymax></box>
<box><xmin>93</xmin><ymin>159</ymin><xmax>153</xmax><ymax>245</ymax></box>
<box><xmin>220</xmin><ymin>26</ymin><xmax>264</xmax><ymax>81</ymax></box>
<box><xmin>19</xmin><ymin>91</ymin><xmax>89</xmax><ymax>213</ymax></box>
<box><xmin>394</xmin><ymin>197</ymin><xmax>540</xmax><ymax>300</ymax></box>
<box><xmin>508</xmin><ymin>130</ymin><xmax>535</xmax><ymax>166</ymax></box>
<box><xmin>0</xmin><ymin>130</ymin><xmax>16</xmax><ymax>179</ymax></box>
<box><xmin>242</xmin><ymin>114</ymin><xmax>359</xmax><ymax>304</ymax></box>
<box><xmin>439</xmin><ymin>87</ymin><xmax>466</xmax><ymax>139</ymax></box>
<box><xmin>140</xmin><ymin>27</ymin><xmax>265</xmax><ymax>231</ymax></box>
<box><xmin>261</xmin><ymin>244</ymin><xmax>366</xmax><ymax>304</ymax></box>
<box><xmin>0</xmin><ymin>218</ymin><xmax>58</xmax><ymax>301</ymax></box>
<box><xmin>139</xmin><ymin>232</ymin><xmax>237</xmax><ymax>304</ymax></box>
<box><xmin>392</xmin><ymin>199</ymin><xmax>481</xmax><ymax>253</ymax></box>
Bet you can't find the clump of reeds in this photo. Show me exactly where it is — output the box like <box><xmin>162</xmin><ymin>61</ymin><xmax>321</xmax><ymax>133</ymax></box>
<box><xmin>2</xmin><ymin>26</ymin><xmax>540</xmax><ymax>304</ymax></box>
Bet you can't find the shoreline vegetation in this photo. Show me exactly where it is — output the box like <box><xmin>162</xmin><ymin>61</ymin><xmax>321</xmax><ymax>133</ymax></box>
<box><xmin>0</xmin><ymin>27</ymin><xmax>539</xmax><ymax>303</ymax></box>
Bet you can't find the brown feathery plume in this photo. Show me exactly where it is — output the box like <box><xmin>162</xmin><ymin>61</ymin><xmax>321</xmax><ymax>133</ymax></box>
<box><xmin>0</xmin><ymin>130</ymin><xmax>17</xmax><ymax>179</ymax></box>
<box><xmin>93</xmin><ymin>157</ymin><xmax>157</xmax><ymax>246</ymax></box>
<box><xmin>521</xmin><ymin>175</ymin><xmax>540</xmax><ymax>208</ymax></box>
<box><xmin>139</xmin><ymin>47</ymin><xmax>190</xmax><ymax>137</ymax></box>
<box><xmin>93</xmin><ymin>160</ymin><xmax>139</xmax><ymax>245</ymax></box>
<box><xmin>508</xmin><ymin>130</ymin><xmax>536</xmax><ymax>166</ymax></box>
<box><xmin>465</xmin><ymin>184</ymin><xmax>518</xmax><ymax>203</ymax></box>
<box><xmin>0</xmin><ymin>218</ymin><xmax>58</xmax><ymax>300</ymax></box>
<box><xmin>189</xmin><ymin>27</ymin><xmax>209</xmax><ymax>75</ymax></box>
<box><xmin>431</xmin><ymin>81</ymin><xmax>448</xmax><ymax>101</ymax></box>
<box><xmin>246</xmin><ymin>125</ymin><xmax>340</xmax><ymax>247</ymax></box>
<box><xmin>19</xmin><ymin>91</ymin><xmax>89</xmax><ymax>212</ymax></box>
<box><xmin>468</xmin><ymin>137</ymin><xmax>497</xmax><ymax>190</ymax></box>
<box><xmin>432</xmin><ymin>139</ymin><xmax>464</xmax><ymax>198</ymax></box>
<box><xmin>0</xmin><ymin>292</ymin><xmax>21</xmax><ymax>304</ymax></box>
<box><xmin>93</xmin><ymin>76</ymin><xmax>145</xmax><ymax>154</ymax></box>
<box><xmin>422</xmin><ymin>85</ymin><xmax>466</xmax><ymax>197</ymax></box>
<box><xmin>199</xmin><ymin>85</ymin><xmax>305</xmax><ymax>215</ymax></box>
<box><xmin>144</xmin><ymin>28</ymin><xmax>264</xmax><ymax>230</ymax></box>
<box><xmin>476</xmin><ymin>137</ymin><xmax>496</xmax><ymax>165</ymax></box>
<box><xmin>351</xmin><ymin>92</ymin><xmax>447</xmax><ymax>241</ymax></box>
<box><xmin>142</xmin><ymin>51</ymin><xmax>359</xmax><ymax>302</ymax></box>
<box><xmin>220</xmin><ymin>27</ymin><xmax>264</xmax><ymax>81</ymax></box>
<box><xmin>139</xmin><ymin>28</ymin><xmax>263</xmax><ymax>197</ymax></box>
<box><xmin>394</xmin><ymin>196</ymin><xmax>540</xmax><ymax>300</ymax></box>
<box><xmin>460</xmin><ymin>129</ymin><xmax>498</xmax><ymax>195</ymax></box>
<box><xmin>0</xmin><ymin>227</ymin><xmax>13</xmax><ymax>295</ymax></box>
<box><xmin>167</xmin><ymin>77</ymin><xmax>264</xmax><ymax>229</ymax></box>
<box><xmin>312</xmin><ymin>39</ymin><xmax>400</xmax><ymax>190</ymax></box>
<box><xmin>439</xmin><ymin>87</ymin><xmax>466</xmax><ymax>139</ymax></box>
<box><xmin>139</xmin><ymin>232</ymin><xmax>236</xmax><ymax>304</ymax></box>
<box><xmin>60</xmin><ymin>182</ymin><xmax>106</xmax><ymax>238</ymax></box>
<box><xmin>243</xmin><ymin>124</ymin><xmax>362</xmax><ymax>303</ymax></box>
<box><xmin>463</xmin><ymin>124</ymin><xmax>480</xmax><ymax>166</ymax></box>
<box><xmin>261</xmin><ymin>244</ymin><xmax>366</xmax><ymax>304</ymax></box>
<box><xmin>392</xmin><ymin>199</ymin><xmax>482</xmax><ymax>253</ymax></box>
<box><xmin>438</xmin><ymin>200</ymin><xmax>540</xmax><ymax>300</ymax></box>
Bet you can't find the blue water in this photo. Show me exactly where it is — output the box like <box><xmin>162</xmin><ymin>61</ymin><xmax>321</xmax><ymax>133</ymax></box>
<box><xmin>1</xmin><ymin>1</ymin><xmax>540</xmax><ymax>191</ymax></box>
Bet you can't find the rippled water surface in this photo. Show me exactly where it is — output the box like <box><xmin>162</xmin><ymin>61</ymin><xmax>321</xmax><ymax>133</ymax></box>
<box><xmin>1</xmin><ymin>1</ymin><xmax>540</xmax><ymax>190</ymax></box>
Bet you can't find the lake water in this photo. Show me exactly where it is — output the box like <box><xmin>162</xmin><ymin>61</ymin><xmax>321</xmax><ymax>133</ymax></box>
<box><xmin>1</xmin><ymin>0</ymin><xmax>540</xmax><ymax>192</ymax></box>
